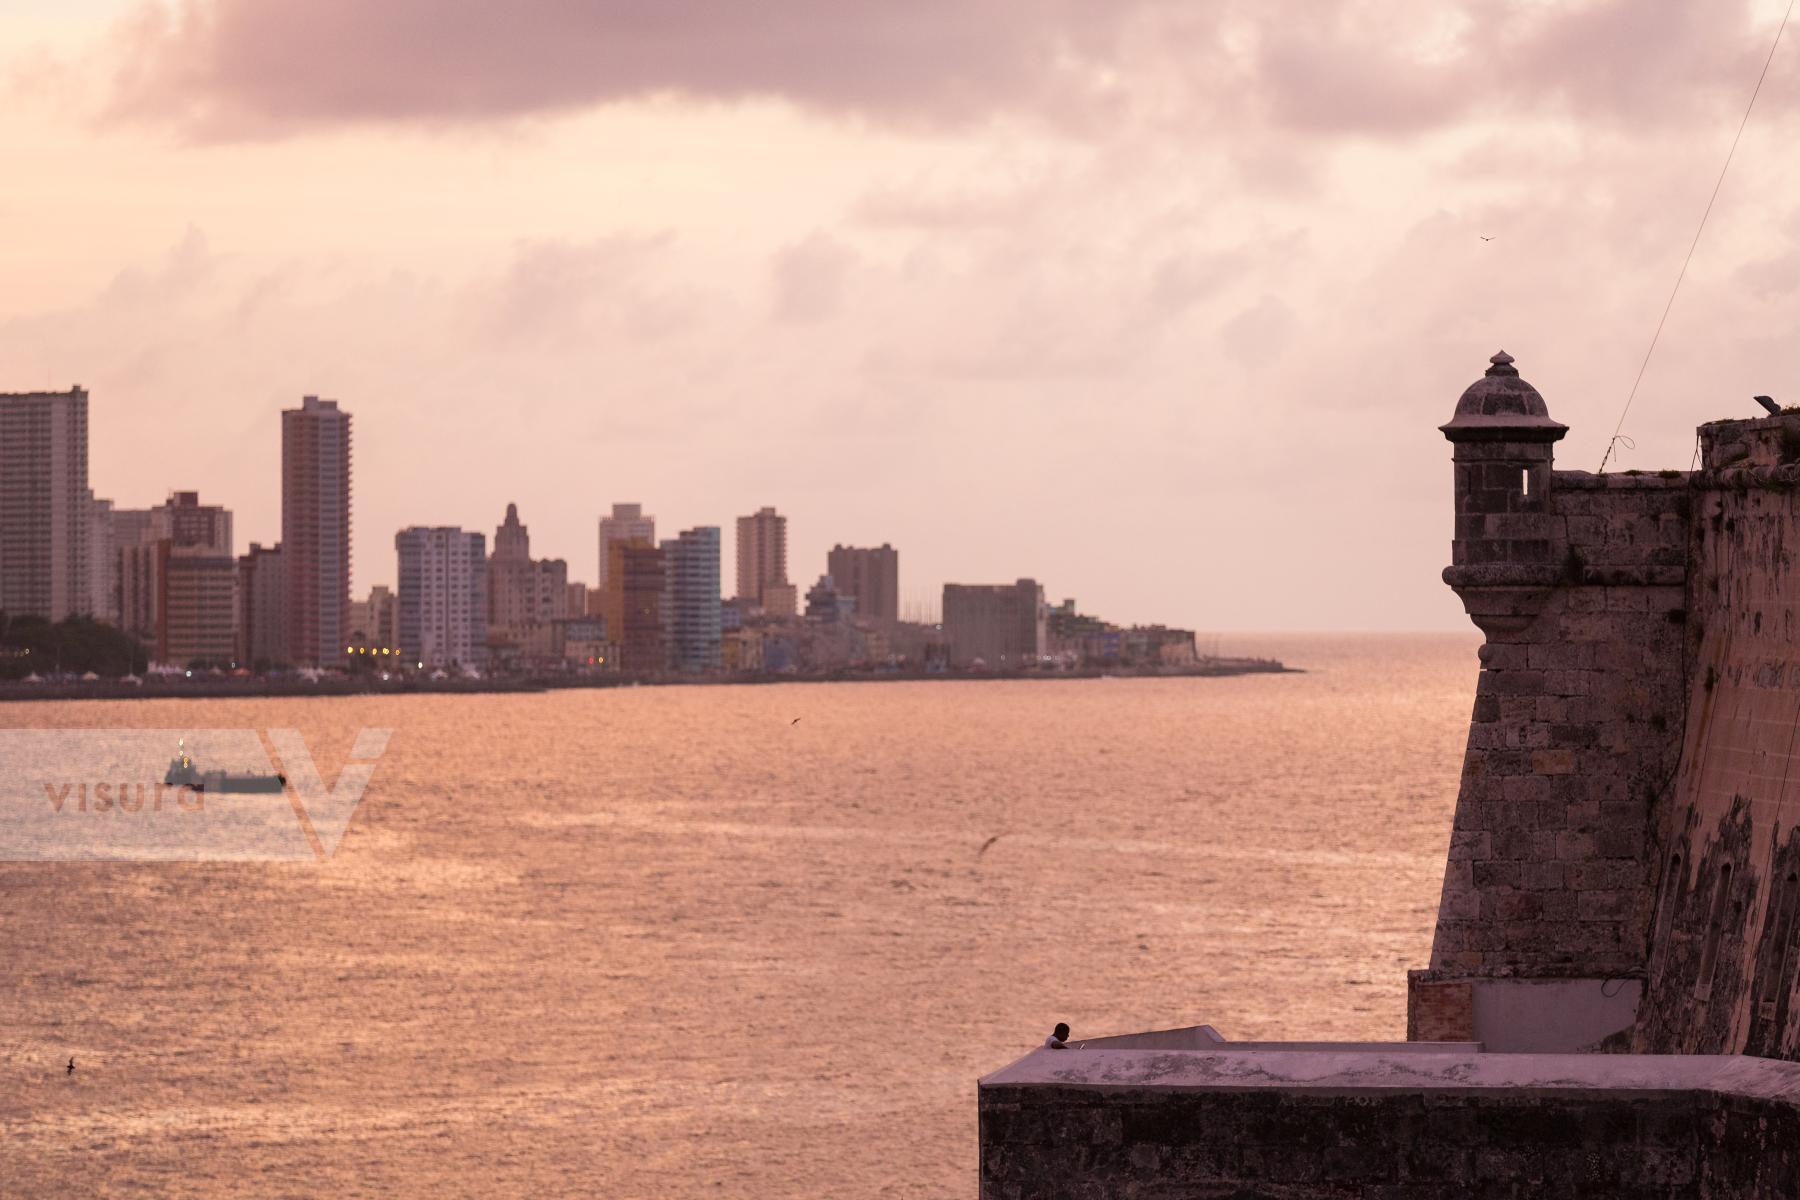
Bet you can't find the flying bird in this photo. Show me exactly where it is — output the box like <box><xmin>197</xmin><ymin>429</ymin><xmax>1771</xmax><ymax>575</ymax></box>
<box><xmin>790</xmin><ymin>718</ymin><xmax>801</xmax><ymax>725</ymax></box>
<box><xmin>977</xmin><ymin>834</ymin><xmax>1004</xmax><ymax>857</ymax></box>
<box><xmin>66</xmin><ymin>1057</ymin><xmax>74</xmax><ymax>1075</ymax></box>
<box><xmin>1479</xmin><ymin>236</ymin><xmax>1495</xmax><ymax>242</ymax></box>
<box><xmin>1754</xmin><ymin>395</ymin><xmax>1780</xmax><ymax>415</ymax></box>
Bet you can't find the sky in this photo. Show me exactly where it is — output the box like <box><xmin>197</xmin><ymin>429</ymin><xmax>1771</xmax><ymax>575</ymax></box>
<box><xmin>5</xmin><ymin>1</ymin><xmax>1800</xmax><ymax>633</ymax></box>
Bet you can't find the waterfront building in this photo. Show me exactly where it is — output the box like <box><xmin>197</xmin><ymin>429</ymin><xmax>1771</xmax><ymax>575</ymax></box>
<box><xmin>827</xmin><ymin>544</ymin><xmax>898</xmax><ymax>625</ymax></box>
<box><xmin>348</xmin><ymin>584</ymin><xmax>397</xmax><ymax>653</ymax></box>
<box><xmin>0</xmin><ymin>387</ymin><xmax>89</xmax><ymax>620</ymax></box>
<box><xmin>614</xmin><ymin>541</ymin><xmax>665</xmax><ymax>673</ymax></box>
<box><xmin>804</xmin><ymin>574</ymin><xmax>855</xmax><ymax>624</ymax></box>
<box><xmin>520</xmin><ymin>615</ymin><xmax>611</xmax><ymax>668</ymax></box>
<box><xmin>597</xmin><ymin>502</ymin><xmax>654</xmax><ymax>592</ymax></box>
<box><xmin>160</xmin><ymin>545</ymin><xmax>236</xmax><ymax>665</ymax></box>
<box><xmin>662</xmin><ymin>526</ymin><xmax>721</xmax><ymax>673</ymax></box>
<box><xmin>942</xmin><ymin>579</ymin><xmax>1046</xmax><ymax>668</ymax></box>
<box><xmin>282</xmin><ymin>396</ymin><xmax>352</xmax><ymax>665</ymax></box>
<box><xmin>237</xmin><ymin>543</ymin><xmax>286</xmax><ymax>667</ymax></box>
<box><xmin>112</xmin><ymin>491</ymin><xmax>238</xmax><ymax>665</ymax></box>
<box><xmin>396</xmin><ymin>526</ymin><xmax>486</xmax><ymax>669</ymax></box>
<box><xmin>735</xmin><ymin>506</ymin><xmax>789</xmax><ymax>610</ymax></box>
<box><xmin>487</xmin><ymin>502</ymin><xmax>569</xmax><ymax>641</ymax></box>
<box><xmin>760</xmin><ymin>581</ymin><xmax>798</xmax><ymax>618</ymax></box>
<box><xmin>86</xmin><ymin>492</ymin><xmax>115</xmax><ymax>622</ymax></box>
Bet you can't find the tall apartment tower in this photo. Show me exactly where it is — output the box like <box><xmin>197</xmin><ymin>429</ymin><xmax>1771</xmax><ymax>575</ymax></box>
<box><xmin>396</xmin><ymin>527</ymin><xmax>487</xmax><ymax>669</ymax></box>
<box><xmin>827</xmin><ymin>544</ymin><xmax>899</xmax><ymax>625</ymax></box>
<box><xmin>597</xmin><ymin>503</ymin><xmax>655</xmax><ymax>593</ymax></box>
<box><xmin>0</xmin><ymin>387</ymin><xmax>89</xmax><ymax>621</ymax></box>
<box><xmin>663</xmin><ymin>526</ymin><xmax>722</xmax><ymax>673</ymax></box>
<box><xmin>282</xmin><ymin>396</ymin><xmax>352</xmax><ymax>665</ymax></box>
<box><xmin>118</xmin><ymin>491</ymin><xmax>237</xmax><ymax>666</ymax></box>
<box><xmin>735</xmin><ymin>507</ymin><xmax>789</xmax><ymax>610</ymax></box>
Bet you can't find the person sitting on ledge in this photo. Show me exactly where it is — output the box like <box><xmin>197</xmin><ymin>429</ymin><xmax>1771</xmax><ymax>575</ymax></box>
<box><xmin>1043</xmin><ymin>1022</ymin><xmax>1071</xmax><ymax>1049</ymax></box>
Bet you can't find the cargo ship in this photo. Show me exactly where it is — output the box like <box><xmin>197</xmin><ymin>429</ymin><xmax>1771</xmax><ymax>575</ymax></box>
<box><xmin>163</xmin><ymin>739</ymin><xmax>286</xmax><ymax>793</ymax></box>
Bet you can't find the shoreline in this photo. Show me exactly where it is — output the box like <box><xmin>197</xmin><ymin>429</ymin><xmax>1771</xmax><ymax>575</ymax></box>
<box><xmin>0</xmin><ymin>659</ymin><xmax>1297</xmax><ymax>704</ymax></box>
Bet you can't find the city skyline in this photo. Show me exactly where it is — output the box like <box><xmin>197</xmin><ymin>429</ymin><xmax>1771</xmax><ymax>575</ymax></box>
<box><xmin>20</xmin><ymin>6</ymin><xmax>1800</xmax><ymax>631</ymax></box>
<box><xmin>15</xmin><ymin>382</ymin><xmax>1174</xmax><ymax>634</ymax></box>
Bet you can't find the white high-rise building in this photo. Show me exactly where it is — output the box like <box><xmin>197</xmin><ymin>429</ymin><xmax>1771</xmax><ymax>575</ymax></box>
<box><xmin>597</xmin><ymin>503</ymin><xmax>654</xmax><ymax>592</ymax></box>
<box><xmin>0</xmin><ymin>387</ymin><xmax>89</xmax><ymax>621</ymax></box>
<box><xmin>662</xmin><ymin>525</ymin><xmax>721</xmax><ymax>673</ymax></box>
<box><xmin>396</xmin><ymin>526</ymin><xmax>486</xmax><ymax>669</ymax></box>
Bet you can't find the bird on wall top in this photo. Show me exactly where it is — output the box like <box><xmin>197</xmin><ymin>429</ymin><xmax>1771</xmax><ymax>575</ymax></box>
<box><xmin>1754</xmin><ymin>395</ymin><xmax>1780</xmax><ymax>415</ymax></box>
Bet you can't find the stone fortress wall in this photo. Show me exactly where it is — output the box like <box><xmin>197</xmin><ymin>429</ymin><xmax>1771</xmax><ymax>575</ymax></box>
<box><xmin>1410</xmin><ymin>352</ymin><xmax>1800</xmax><ymax>1061</ymax></box>
<box><xmin>978</xmin><ymin>354</ymin><xmax>1800</xmax><ymax>1197</ymax></box>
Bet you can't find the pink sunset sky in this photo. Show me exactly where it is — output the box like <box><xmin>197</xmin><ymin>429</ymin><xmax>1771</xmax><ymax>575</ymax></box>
<box><xmin>5</xmin><ymin>1</ymin><xmax>1799</xmax><ymax>631</ymax></box>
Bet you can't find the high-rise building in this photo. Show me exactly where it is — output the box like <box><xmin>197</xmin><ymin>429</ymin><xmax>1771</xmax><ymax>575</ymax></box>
<box><xmin>662</xmin><ymin>526</ymin><xmax>721</xmax><ymax>673</ymax></box>
<box><xmin>396</xmin><ymin>526</ymin><xmax>486</xmax><ymax>669</ymax></box>
<box><xmin>114</xmin><ymin>491</ymin><xmax>238</xmax><ymax>665</ymax></box>
<box><xmin>237</xmin><ymin>543</ymin><xmax>286</xmax><ymax>667</ymax></box>
<box><xmin>160</xmin><ymin>545</ymin><xmax>236</xmax><ymax>665</ymax></box>
<box><xmin>110</xmin><ymin>506</ymin><xmax>158</xmax><ymax>635</ymax></box>
<box><xmin>614</xmin><ymin>541</ymin><xmax>665</xmax><ymax>674</ymax></box>
<box><xmin>827</xmin><ymin>544</ymin><xmax>899</xmax><ymax>625</ymax></box>
<box><xmin>0</xmin><ymin>387</ymin><xmax>89</xmax><ymax>621</ymax></box>
<box><xmin>487</xmin><ymin>502</ymin><xmax>568</xmax><ymax>641</ymax></box>
<box><xmin>282</xmin><ymin>395</ymin><xmax>352</xmax><ymax>666</ymax></box>
<box><xmin>86</xmin><ymin>492</ymin><xmax>115</xmax><ymax>622</ymax></box>
<box><xmin>735</xmin><ymin>507</ymin><xmax>789</xmax><ymax>610</ymax></box>
<box><xmin>597</xmin><ymin>503</ymin><xmax>654</xmax><ymax>592</ymax></box>
<box><xmin>942</xmin><ymin>579</ymin><xmax>1047</xmax><ymax>668</ymax></box>
<box><xmin>566</xmin><ymin>581</ymin><xmax>589</xmax><ymax>620</ymax></box>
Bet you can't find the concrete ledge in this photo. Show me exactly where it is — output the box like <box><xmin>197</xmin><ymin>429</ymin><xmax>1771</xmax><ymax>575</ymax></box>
<box><xmin>979</xmin><ymin>1046</ymin><xmax>1800</xmax><ymax>1198</ymax></box>
<box><xmin>980</xmin><ymin>1046</ymin><xmax>1800</xmax><ymax>1101</ymax></box>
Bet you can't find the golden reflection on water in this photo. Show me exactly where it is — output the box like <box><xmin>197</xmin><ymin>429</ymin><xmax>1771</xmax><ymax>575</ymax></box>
<box><xmin>1</xmin><ymin>633</ymin><xmax>1478</xmax><ymax>1197</ymax></box>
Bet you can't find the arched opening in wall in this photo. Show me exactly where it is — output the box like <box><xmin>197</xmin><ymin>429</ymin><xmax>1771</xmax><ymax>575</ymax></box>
<box><xmin>1695</xmin><ymin>862</ymin><xmax>1734</xmax><ymax>1002</ymax></box>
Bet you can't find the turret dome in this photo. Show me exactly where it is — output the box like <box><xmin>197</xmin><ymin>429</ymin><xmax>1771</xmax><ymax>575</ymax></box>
<box><xmin>1441</xmin><ymin>351</ymin><xmax>1567</xmax><ymax>442</ymax></box>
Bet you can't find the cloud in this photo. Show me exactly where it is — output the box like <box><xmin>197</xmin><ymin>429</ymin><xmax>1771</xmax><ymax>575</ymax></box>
<box><xmin>100</xmin><ymin>0</ymin><xmax>1154</xmax><ymax>138</ymax></box>
<box><xmin>1220</xmin><ymin>294</ymin><xmax>1298</xmax><ymax>367</ymax></box>
<box><xmin>479</xmin><ymin>234</ymin><xmax>695</xmax><ymax>346</ymax></box>
<box><xmin>89</xmin><ymin>0</ymin><xmax>1780</xmax><ymax>141</ymax></box>
<box><xmin>771</xmin><ymin>233</ymin><xmax>854</xmax><ymax>324</ymax></box>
